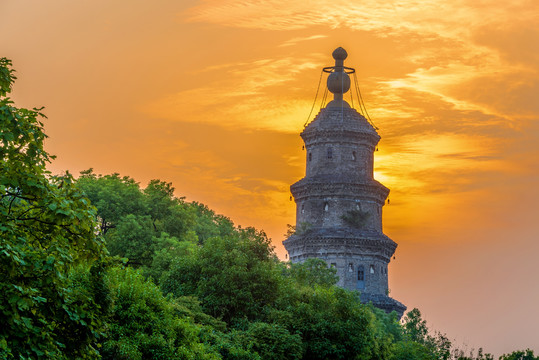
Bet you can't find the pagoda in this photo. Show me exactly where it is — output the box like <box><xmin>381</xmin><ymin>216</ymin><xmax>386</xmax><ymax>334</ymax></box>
<box><xmin>283</xmin><ymin>47</ymin><xmax>406</xmax><ymax>317</ymax></box>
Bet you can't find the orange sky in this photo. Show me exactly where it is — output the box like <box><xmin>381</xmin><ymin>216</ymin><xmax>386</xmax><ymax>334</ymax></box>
<box><xmin>2</xmin><ymin>0</ymin><xmax>538</xmax><ymax>356</ymax></box>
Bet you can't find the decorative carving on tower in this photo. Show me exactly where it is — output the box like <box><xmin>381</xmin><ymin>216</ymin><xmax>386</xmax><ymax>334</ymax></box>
<box><xmin>283</xmin><ymin>47</ymin><xmax>406</xmax><ymax>317</ymax></box>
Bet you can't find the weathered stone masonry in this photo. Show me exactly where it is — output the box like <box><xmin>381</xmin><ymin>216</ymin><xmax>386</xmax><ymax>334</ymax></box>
<box><xmin>283</xmin><ymin>47</ymin><xmax>406</xmax><ymax>317</ymax></box>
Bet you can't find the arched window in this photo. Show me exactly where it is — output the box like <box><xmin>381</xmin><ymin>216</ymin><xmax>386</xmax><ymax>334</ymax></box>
<box><xmin>348</xmin><ymin>263</ymin><xmax>354</xmax><ymax>272</ymax></box>
<box><xmin>301</xmin><ymin>204</ymin><xmax>305</xmax><ymax>214</ymax></box>
<box><xmin>324</xmin><ymin>202</ymin><xmax>329</xmax><ymax>212</ymax></box>
<box><xmin>352</xmin><ymin>151</ymin><xmax>356</xmax><ymax>161</ymax></box>
<box><xmin>370</xmin><ymin>264</ymin><xmax>375</xmax><ymax>274</ymax></box>
<box><xmin>327</xmin><ymin>147</ymin><xmax>333</xmax><ymax>159</ymax></box>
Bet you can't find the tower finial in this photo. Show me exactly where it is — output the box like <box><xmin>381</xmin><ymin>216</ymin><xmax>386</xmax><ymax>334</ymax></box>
<box><xmin>332</xmin><ymin>47</ymin><xmax>348</xmax><ymax>61</ymax></box>
<box><xmin>326</xmin><ymin>47</ymin><xmax>351</xmax><ymax>108</ymax></box>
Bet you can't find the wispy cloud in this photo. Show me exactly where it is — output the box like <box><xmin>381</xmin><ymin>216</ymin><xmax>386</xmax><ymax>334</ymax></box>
<box><xmin>279</xmin><ymin>34</ymin><xmax>328</xmax><ymax>47</ymax></box>
<box><xmin>142</xmin><ymin>55</ymin><xmax>323</xmax><ymax>133</ymax></box>
<box><xmin>182</xmin><ymin>0</ymin><xmax>536</xmax><ymax>40</ymax></box>
<box><xmin>182</xmin><ymin>0</ymin><xmax>538</xmax><ymax>131</ymax></box>
<box><xmin>382</xmin><ymin>64</ymin><xmax>509</xmax><ymax>119</ymax></box>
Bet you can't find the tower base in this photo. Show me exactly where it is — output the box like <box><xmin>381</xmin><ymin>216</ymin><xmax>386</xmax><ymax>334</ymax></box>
<box><xmin>360</xmin><ymin>293</ymin><xmax>407</xmax><ymax>318</ymax></box>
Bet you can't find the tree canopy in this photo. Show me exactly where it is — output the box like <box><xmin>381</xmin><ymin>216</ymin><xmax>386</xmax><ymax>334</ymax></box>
<box><xmin>1</xmin><ymin>58</ymin><xmax>108</xmax><ymax>359</ymax></box>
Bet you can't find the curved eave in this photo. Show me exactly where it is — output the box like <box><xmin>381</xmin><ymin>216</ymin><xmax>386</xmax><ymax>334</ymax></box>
<box><xmin>290</xmin><ymin>177</ymin><xmax>390</xmax><ymax>204</ymax></box>
<box><xmin>283</xmin><ymin>227</ymin><xmax>397</xmax><ymax>261</ymax></box>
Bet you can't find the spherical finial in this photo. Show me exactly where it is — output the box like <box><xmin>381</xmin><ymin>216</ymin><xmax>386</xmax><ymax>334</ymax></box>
<box><xmin>327</xmin><ymin>72</ymin><xmax>351</xmax><ymax>94</ymax></box>
<box><xmin>332</xmin><ymin>47</ymin><xmax>348</xmax><ymax>61</ymax></box>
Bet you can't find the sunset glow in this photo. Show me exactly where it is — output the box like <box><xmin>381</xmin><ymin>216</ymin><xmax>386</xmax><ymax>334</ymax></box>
<box><xmin>2</xmin><ymin>0</ymin><xmax>538</xmax><ymax>355</ymax></box>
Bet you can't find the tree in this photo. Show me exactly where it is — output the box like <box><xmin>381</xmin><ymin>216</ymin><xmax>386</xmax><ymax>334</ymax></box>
<box><xmin>106</xmin><ymin>214</ymin><xmax>155</xmax><ymax>266</ymax></box>
<box><xmin>189</xmin><ymin>202</ymin><xmax>235</xmax><ymax>244</ymax></box>
<box><xmin>0</xmin><ymin>58</ymin><xmax>108</xmax><ymax>359</ymax></box>
<box><xmin>401</xmin><ymin>309</ymin><xmax>452</xmax><ymax>360</ymax></box>
<box><xmin>499</xmin><ymin>350</ymin><xmax>538</xmax><ymax>360</ymax></box>
<box><xmin>163</xmin><ymin>227</ymin><xmax>281</xmax><ymax>324</ymax></box>
<box><xmin>286</xmin><ymin>258</ymin><xmax>338</xmax><ymax>288</ymax></box>
<box><xmin>144</xmin><ymin>179</ymin><xmax>196</xmax><ymax>238</ymax></box>
<box><xmin>101</xmin><ymin>267</ymin><xmax>220</xmax><ymax>360</ymax></box>
<box><xmin>267</xmin><ymin>285</ymin><xmax>392</xmax><ymax>360</ymax></box>
<box><xmin>239</xmin><ymin>322</ymin><xmax>303</xmax><ymax>360</ymax></box>
<box><xmin>76</xmin><ymin>170</ymin><xmax>147</xmax><ymax>235</ymax></box>
<box><xmin>76</xmin><ymin>171</ymin><xmax>197</xmax><ymax>271</ymax></box>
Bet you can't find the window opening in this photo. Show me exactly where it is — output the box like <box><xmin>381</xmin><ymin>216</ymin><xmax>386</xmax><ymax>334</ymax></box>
<box><xmin>324</xmin><ymin>202</ymin><xmax>329</xmax><ymax>212</ymax></box>
<box><xmin>308</xmin><ymin>152</ymin><xmax>312</xmax><ymax>162</ymax></box>
<box><xmin>352</xmin><ymin>151</ymin><xmax>356</xmax><ymax>161</ymax></box>
<box><xmin>327</xmin><ymin>147</ymin><xmax>333</xmax><ymax>159</ymax></box>
<box><xmin>370</xmin><ymin>264</ymin><xmax>375</xmax><ymax>274</ymax></box>
<box><xmin>301</xmin><ymin>204</ymin><xmax>305</xmax><ymax>214</ymax></box>
<box><xmin>348</xmin><ymin>263</ymin><xmax>354</xmax><ymax>272</ymax></box>
<box><xmin>358</xmin><ymin>266</ymin><xmax>365</xmax><ymax>281</ymax></box>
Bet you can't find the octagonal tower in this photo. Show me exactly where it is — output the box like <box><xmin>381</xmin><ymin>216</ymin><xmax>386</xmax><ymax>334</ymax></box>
<box><xmin>283</xmin><ymin>47</ymin><xmax>406</xmax><ymax>317</ymax></box>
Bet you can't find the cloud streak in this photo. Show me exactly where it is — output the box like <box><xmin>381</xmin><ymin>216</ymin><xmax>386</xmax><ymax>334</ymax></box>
<box><xmin>279</xmin><ymin>34</ymin><xmax>328</xmax><ymax>47</ymax></box>
<box><xmin>142</xmin><ymin>55</ymin><xmax>324</xmax><ymax>133</ymax></box>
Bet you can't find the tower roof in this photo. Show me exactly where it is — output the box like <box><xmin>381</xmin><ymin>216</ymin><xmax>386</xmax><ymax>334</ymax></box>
<box><xmin>302</xmin><ymin>107</ymin><xmax>379</xmax><ymax>141</ymax></box>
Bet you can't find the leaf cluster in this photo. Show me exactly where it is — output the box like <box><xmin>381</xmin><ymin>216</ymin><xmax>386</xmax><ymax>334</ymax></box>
<box><xmin>1</xmin><ymin>58</ymin><xmax>108</xmax><ymax>359</ymax></box>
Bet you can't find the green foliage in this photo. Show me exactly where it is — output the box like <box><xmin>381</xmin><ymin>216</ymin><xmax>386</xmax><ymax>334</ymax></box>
<box><xmin>240</xmin><ymin>322</ymin><xmax>303</xmax><ymax>360</ymax></box>
<box><xmin>0</xmin><ymin>58</ymin><xmax>15</xmax><ymax>97</ymax></box>
<box><xmin>189</xmin><ymin>202</ymin><xmax>235</xmax><ymax>244</ymax></box>
<box><xmin>76</xmin><ymin>170</ymin><xmax>147</xmax><ymax>235</ymax></box>
<box><xmin>390</xmin><ymin>340</ymin><xmax>438</xmax><ymax>360</ymax></box>
<box><xmin>286</xmin><ymin>258</ymin><xmax>338</xmax><ymax>287</ymax></box>
<box><xmin>107</xmin><ymin>214</ymin><xmax>155</xmax><ymax>266</ymax></box>
<box><xmin>396</xmin><ymin>309</ymin><xmax>508</xmax><ymax>360</ymax></box>
<box><xmin>76</xmin><ymin>171</ymin><xmax>197</xmax><ymax>278</ymax></box>
<box><xmin>163</xmin><ymin>227</ymin><xmax>280</xmax><ymax>324</ymax></box>
<box><xmin>283</xmin><ymin>222</ymin><xmax>313</xmax><ymax>237</ymax></box>
<box><xmin>101</xmin><ymin>267</ymin><xmax>219</xmax><ymax>360</ymax></box>
<box><xmin>1</xmin><ymin>58</ymin><xmax>108</xmax><ymax>359</ymax></box>
<box><xmin>499</xmin><ymin>350</ymin><xmax>538</xmax><ymax>360</ymax></box>
<box><xmin>296</xmin><ymin>221</ymin><xmax>312</xmax><ymax>235</ymax></box>
<box><xmin>402</xmin><ymin>309</ymin><xmax>452</xmax><ymax>360</ymax></box>
<box><xmin>341</xmin><ymin>209</ymin><xmax>370</xmax><ymax>229</ymax></box>
<box><xmin>145</xmin><ymin>180</ymin><xmax>197</xmax><ymax>238</ymax></box>
<box><xmin>454</xmin><ymin>348</ymin><xmax>494</xmax><ymax>360</ymax></box>
<box><xmin>146</xmin><ymin>231</ymin><xmax>198</xmax><ymax>285</ymax></box>
<box><xmin>284</xmin><ymin>223</ymin><xmax>296</xmax><ymax>237</ymax></box>
<box><xmin>197</xmin><ymin>327</ymin><xmax>260</xmax><ymax>360</ymax></box>
<box><xmin>268</xmin><ymin>285</ymin><xmax>391</xmax><ymax>360</ymax></box>
<box><xmin>174</xmin><ymin>296</ymin><xmax>227</xmax><ymax>332</ymax></box>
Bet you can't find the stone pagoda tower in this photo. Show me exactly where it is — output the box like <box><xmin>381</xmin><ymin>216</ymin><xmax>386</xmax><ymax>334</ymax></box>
<box><xmin>283</xmin><ymin>47</ymin><xmax>406</xmax><ymax>317</ymax></box>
